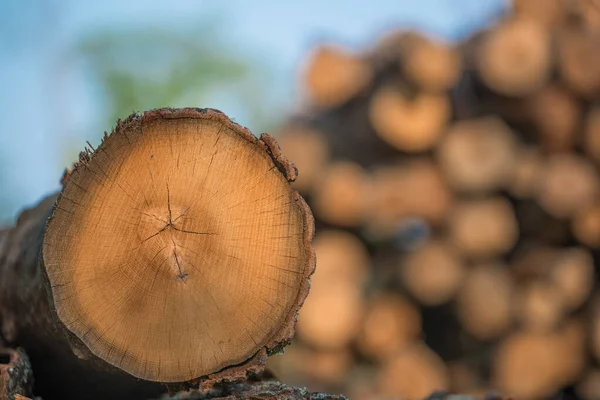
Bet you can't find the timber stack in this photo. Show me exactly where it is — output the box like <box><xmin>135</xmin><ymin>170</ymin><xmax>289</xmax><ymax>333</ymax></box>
<box><xmin>270</xmin><ymin>1</ymin><xmax>600</xmax><ymax>399</ymax></box>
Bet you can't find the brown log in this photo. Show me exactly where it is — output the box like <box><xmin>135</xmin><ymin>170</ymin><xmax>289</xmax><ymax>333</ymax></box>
<box><xmin>0</xmin><ymin>109</ymin><xmax>315</xmax><ymax>399</ymax></box>
<box><xmin>508</xmin><ymin>146</ymin><xmax>543</xmax><ymax>198</ymax></box>
<box><xmin>376</xmin><ymin>343</ymin><xmax>448</xmax><ymax>399</ymax></box>
<box><xmin>400</xmin><ymin>34</ymin><xmax>463</xmax><ymax>92</ymax></box>
<box><xmin>357</xmin><ymin>293</ymin><xmax>421</xmax><ymax>360</ymax></box>
<box><xmin>437</xmin><ymin>117</ymin><xmax>518</xmax><ymax>193</ymax></box>
<box><xmin>493</xmin><ymin>321</ymin><xmax>586</xmax><ymax>400</ymax></box>
<box><xmin>527</xmin><ymin>85</ymin><xmax>582</xmax><ymax>152</ymax></box>
<box><xmin>584</xmin><ymin>106</ymin><xmax>600</xmax><ymax>162</ymax></box>
<box><xmin>163</xmin><ymin>379</ymin><xmax>347</xmax><ymax>400</ymax></box>
<box><xmin>276</xmin><ymin>126</ymin><xmax>329</xmax><ymax>194</ymax></box>
<box><xmin>456</xmin><ymin>263</ymin><xmax>514</xmax><ymax>341</ymax></box>
<box><xmin>303</xmin><ymin>44</ymin><xmax>372</xmax><ymax>108</ymax></box>
<box><xmin>448</xmin><ymin>198</ymin><xmax>518</xmax><ymax>259</ymax></box>
<box><xmin>311</xmin><ymin>161</ymin><xmax>369</xmax><ymax>227</ymax></box>
<box><xmin>573</xmin><ymin>202</ymin><xmax>600</xmax><ymax>247</ymax></box>
<box><xmin>367</xmin><ymin>160</ymin><xmax>453</xmax><ymax>236</ymax></box>
<box><xmin>557</xmin><ymin>26</ymin><xmax>600</xmax><ymax>99</ymax></box>
<box><xmin>536</xmin><ymin>153</ymin><xmax>600</xmax><ymax>218</ymax></box>
<box><xmin>0</xmin><ymin>348</ymin><xmax>33</xmax><ymax>400</ymax></box>
<box><xmin>369</xmin><ymin>86</ymin><xmax>450</xmax><ymax>152</ymax></box>
<box><xmin>476</xmin><ymin>17</ymin><xmax>552</xmax><ymax>96</ymax></box>
<box><xmin>296</xmin><ymin>231</ymin><xmax>368</xmax><ymax>349</ymax></box>
<box><xmin>399</xmin><ymin>240</ymin><xmax>465</xmax><ymax>306</ymax></box>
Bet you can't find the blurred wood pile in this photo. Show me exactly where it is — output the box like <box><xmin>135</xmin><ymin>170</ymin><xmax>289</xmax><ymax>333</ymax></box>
<box><xmin>267</xmin><ymin>1</ymin><xmax>600</xmax><ymax>399</ymax></box>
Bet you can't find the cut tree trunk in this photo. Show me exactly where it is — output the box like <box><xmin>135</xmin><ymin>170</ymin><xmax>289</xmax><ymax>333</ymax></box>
<box><xmin>356</xmin><ymin>293</ymin><xmax>422</xmax><ymax>360</ymax></box>
<box><xmin>0</xmin><ymin>108</ymin><xmax>315</xmax><ymax>400</ymax></box>
<box><xmin>400</xmin><ymin>34</ymin><xmax>462</xmax><ymax>92</ymax></box>
<box><xmin>399</xmin><ymin>240</ymin><xmax>465</xmax><ymax>306</ymax></box>
<box><xmin>436</xmin><ymin>117</ymin><xmax>517</xmax><ymax>193</ymax></box>
<box><xmin>303</xmin><ymin>44</ymin><xmax>372</xmax><ymax>108</ymax></box>
<box><xmin>476</xmin><ymin>17</ymin><xmax>552</xmax><ymax>96</ymax></box>
<box><xmin>369</xmin><ymin>87</ymin><xmax>450</xmax><ymax>152</ymax></box>
<box><xmin>536</xmin><ymin>153</ymin><xmax>600</xmax><ymax>218</ymax></box>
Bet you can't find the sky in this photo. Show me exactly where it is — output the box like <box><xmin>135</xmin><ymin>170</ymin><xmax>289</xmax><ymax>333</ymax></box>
<box><xmin>0</xmin><ymin>0</ymin><xmax>507</xmax><ymax>223</ymax></box>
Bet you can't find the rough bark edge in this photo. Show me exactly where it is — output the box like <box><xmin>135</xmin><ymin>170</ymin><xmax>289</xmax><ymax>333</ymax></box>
<box><xmin>0</xmin><ymin>348</ymin><xmax>33</xmax><ymax>400</ymax></box>
<box><xmin>46</xmin><ymin>108</ymin><xmax>316</xmax><ymax>387</ymax></box>
<box><xmin>160</xmin><ymin>380</ymin><xmax>346</xmax><ymax>400</ymax></box>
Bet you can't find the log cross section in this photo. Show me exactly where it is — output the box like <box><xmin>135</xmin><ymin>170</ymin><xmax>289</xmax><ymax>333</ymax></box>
<box><xmin>2</xmin><ymin>108</ymin><xmax>315</xmax><ymax>386</ymax></box>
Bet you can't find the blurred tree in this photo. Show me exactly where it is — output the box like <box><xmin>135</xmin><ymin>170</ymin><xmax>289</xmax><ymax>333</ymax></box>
<box><xmin>74</xmin><ymin>23</ymin><xmax>278</xmax><ymax>140</ymax></box>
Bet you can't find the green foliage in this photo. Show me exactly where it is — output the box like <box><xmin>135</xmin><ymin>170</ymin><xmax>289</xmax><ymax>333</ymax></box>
<box><xmin>75</xmin><ymin>24</ymin><xmax>275</xmax><ymax>133</ymax></box>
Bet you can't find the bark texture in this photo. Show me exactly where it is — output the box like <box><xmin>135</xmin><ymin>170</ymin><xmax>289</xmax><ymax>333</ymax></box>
<box><xmin>0</xmin><ymin>348</ymin><xmax>33</xmax><ymax>400</ymax></box>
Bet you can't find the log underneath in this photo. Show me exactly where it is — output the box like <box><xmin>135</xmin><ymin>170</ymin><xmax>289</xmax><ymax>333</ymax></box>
<box><xmin>0</xmin><ymin>108</ymin><xmax>315</xmax><ymax>399</ymax></box>
<box><xmin>159</xmin><ymin>380</ymin><xmax>347</xmax><ymax>400</ymax></box>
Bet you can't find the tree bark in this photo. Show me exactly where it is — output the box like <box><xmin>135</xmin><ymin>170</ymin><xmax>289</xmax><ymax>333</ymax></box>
<box><xmin>0</xmin><ymin>348</ymin><xmax>33</xmax><ymax>400</ymax></box>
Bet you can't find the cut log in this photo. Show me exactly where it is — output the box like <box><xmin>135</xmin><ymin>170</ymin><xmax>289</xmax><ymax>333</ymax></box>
<box><xmin>557</xmin><ymin>27</ymin><xmax>600</xmax><ymax>99</ymax></box>
<box><xmin>376</xmin><ymin>343</ymin><xmax>448</xmax><ymax>399</ymax></box>
<box><xmin>448</xmin><ymin>198</ymin><xmax>518</xmax><ymax>259</ymax></box>
<box><xmin>456</xmin><ymin>263</ymin><xmax>514</xmax><ymax>341</ymax></box>
<box><xmin>0</xmin><ymin>108</ymin><xmax>315</xmax><ymax>398</ymax></box>
<box><xmin>303</xmin><ymin>44</ymin><xmax>372</xmax><ymax>108</ymax></box>
<box><xmin>304</xmin><ymin>230</ymin><xmax>369</xmax><ymax>284</ymax></box>
<box><xmin>584</xmin><ymin>107</ymin><xmax>600</xmax><ymax>162</ymax></box>
<box><xmin>493</xmin><ymin>321</ymin><xmax>586</xmax><ymax>400</ymax></box>
<box><xmin>528</xmin><ymin>85</ymin><xmax>582</xmax><ymax>152</ymax></box>
<box><xmin>367</xmin><ymin>160</ymin><xmax>453</xmax><ymax>236</ymax></box>
<box><xmin>296</xmin><ymin>231</ymin><xmax>368</xmax><ymax>350</ymax></box>
<box><xmin>311</xmin><ymin>161</ymin><xmax>369</xmax><ymax>227</ymax></box>
<box><xmin>536</xmin><ymin>153</ymin><xmax>600</xmax><ymax>218</ymax></box>
<box><xmin>296</xmin><ymin>282</ymin><xmax>363</xmax><ymax>351</ymax></box>
<box><xmin>437</xmin><ymin>117</ymin><xmax>517</xmax><ymax>193</ymax></box>
<box><xmin>399</xmin><ymin>240</ymin><xmax>465</xmax><ymax>306</ymax></box>
<box><xmin>369</xmin><ymin>87</ymin><xmax>450</xmax><ymax>152</ymax></box>
<box><xmin>357</xmin><ymin>293</ymin><xmax>422</xmax><ymax>360</ymax></box>
<box><xmin>401</xmin><ymin>34</ymin><xmax>463</xmax><ymax>92</ymax></box>
<box><xmin>276</xmin><ymin>126</ymin><xmax>329</xmax><ymax>194</ymax></box>
<box><xmin>476</xmin><ymin>17</ymin><xmax>551</xmax><ymax>96</ymax></box>
<box><xmin>573</xmin><ymin>203</ymin><xmax>600</xmax><ymax>248</ymax></box>
<box><xmin>0</xmin><ymin>348</ymin><xmax>33</xmax><ymax>400</ymax></box>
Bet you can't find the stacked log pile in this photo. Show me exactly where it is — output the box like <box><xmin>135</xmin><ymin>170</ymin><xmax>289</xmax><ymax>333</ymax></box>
<box><xmin>268</xmin><ymin>1</ymin><xmax>600</xmax><ymax>399</ymax></box>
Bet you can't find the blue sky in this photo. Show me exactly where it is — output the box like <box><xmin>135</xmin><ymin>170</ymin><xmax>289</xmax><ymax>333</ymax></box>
<box><xmin>0</xmin><ymin>0</ymin><xmax>507</xmax><ymax>222</ymax></box>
